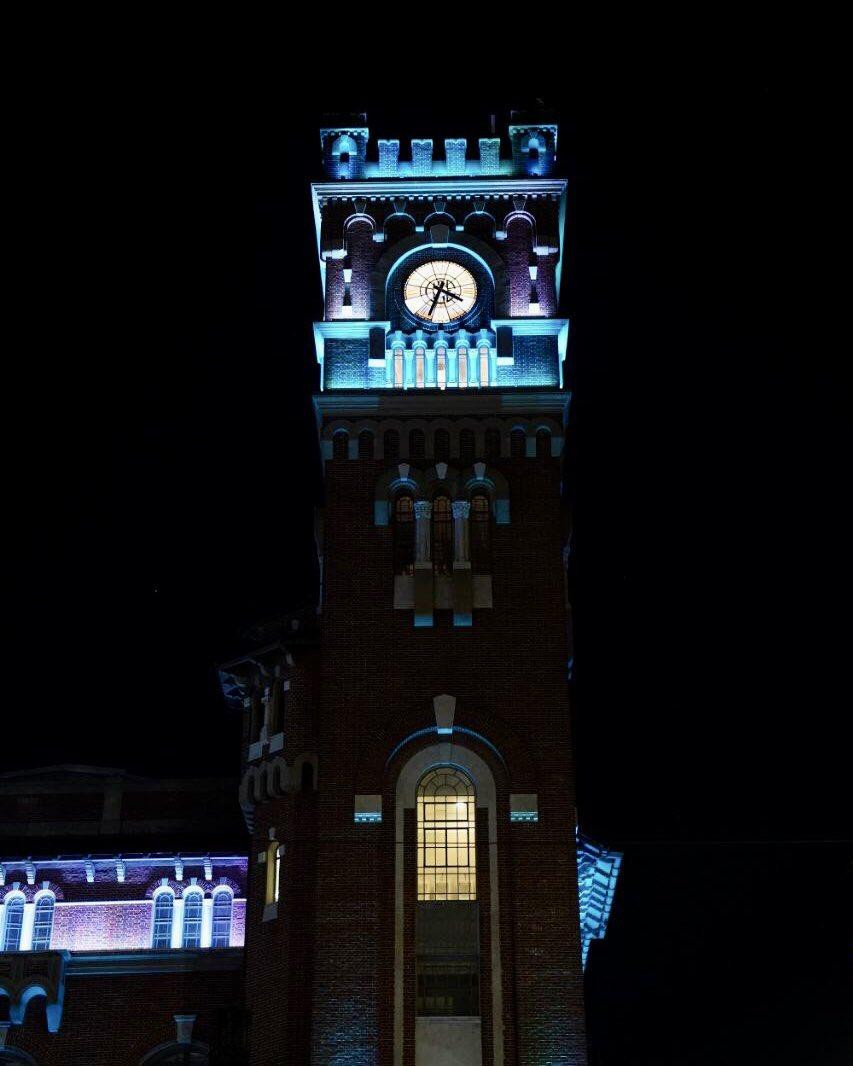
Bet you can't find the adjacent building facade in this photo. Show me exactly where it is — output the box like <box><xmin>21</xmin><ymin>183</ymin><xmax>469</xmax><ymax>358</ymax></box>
<box><xmin>1</xmin><ymin>109</ymin><xmax>621</xmax><ymax>1065</ymax></box>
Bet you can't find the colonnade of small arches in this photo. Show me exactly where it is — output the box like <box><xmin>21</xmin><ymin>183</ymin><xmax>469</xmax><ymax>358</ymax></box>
<box><xmin>321</xmin><ymin>416</ymin><xmax>563</xmax><ymax>463</ymax></box>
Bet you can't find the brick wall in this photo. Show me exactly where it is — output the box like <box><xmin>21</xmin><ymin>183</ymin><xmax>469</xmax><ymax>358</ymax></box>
<box><xmin>240</xmin><ymin>436</ymin><xmax>586</xmax><ymax>1063</ymax></box>
<box><xmin>6</xmin><ymin>970</ymin><xmax>244</xmax><ymax>1065</ymax></box>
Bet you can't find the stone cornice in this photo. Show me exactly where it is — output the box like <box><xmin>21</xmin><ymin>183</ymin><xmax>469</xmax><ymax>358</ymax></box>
<box><xmin>312</xmin><ymin>176</ymin><xmax>567</xmax><ymax>206</ymax></box>
<box><xmin>67</xmin><ymin>947</ymin><xmax>244</xmax><ymax>977</ymax></box>
<box><xmin>314</xmin><ymin>389</ymin><xmax>570</xmax><ymax>422</ymax></box>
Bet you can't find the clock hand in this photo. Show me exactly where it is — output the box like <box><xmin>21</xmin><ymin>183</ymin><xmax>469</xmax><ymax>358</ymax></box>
<box><xmin>441</xmin><ymin>287</ymin><xmax>464</xmax><ymax>302</ymax></box>
<box><xmin>428</xmin><ymin>280</ymin><xmax>446</xmax><ymax>317</ymax></box>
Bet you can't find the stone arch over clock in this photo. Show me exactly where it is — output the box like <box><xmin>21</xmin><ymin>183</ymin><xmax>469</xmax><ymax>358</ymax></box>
<box><xmin>371</xmin><ymin>231</ymin><xmax>509</xmax><ymax>325</ymax></box>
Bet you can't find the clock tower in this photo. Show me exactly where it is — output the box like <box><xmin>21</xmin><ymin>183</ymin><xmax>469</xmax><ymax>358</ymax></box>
<box><xmin>222</xmin><ymin>108</ymin><xmax>619</xmax><ymax>1066</ymax></box>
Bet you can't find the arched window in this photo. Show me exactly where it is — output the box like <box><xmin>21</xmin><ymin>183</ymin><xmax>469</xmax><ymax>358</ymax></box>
<box><xmin>358</xmin><ymin>430</ymin><xmax>374</xmax><ymax>459</ymax></box>
<box><xmin>393</xmin><ymin>494</ymin><xmax>415</xmax><ymax>575</ymax></box>
<box><xmin>479</xmin><ymin>345</ymin><xmax>490</xmax><ymax>386</ymax></box>
<box><xmin>384</xmin><ymin>429</ymin><xmax>400</xmax><ymax>460</ymax></box>
<box><xmin>471</xmin><ymin>495</ymin><xmax>492</xmax><ymax>572</ymax></box>
<box><xmin>457</xmin><ymin>346</ymin><xmax>468</xmax><ymax>388</ymax></box>
<box><xmin>510</xmin><ymin>428</ymin><xmax>527</xmax><ymax>458</ymax></box>
<box><xmin>182</xmin><ymin>890</ymin><xmax>203</xmax><ymax>949</ymax></box>
<box><xmin>31</xmin><ymin>893</ymin><xmax>55</xmax><ymax>951</ymax></box>
<box><xmin>434</xmin><ymin>429</ymin><xmax>450</xmax><ymax>463</ymax></box>
<box><xmin>409</xmin><ymin>429</ymin><xmax>425</xmax><ymax>459</ymax></box>
<box><xmin>431</xmin><ymin>496</ymin><xmax>453</xmax><ymax>575</ymax></box>
<box><xmin>2</xmin><ymin>894</ymin><xmax>24</xmax><ymax>951</ymax></box>
<box><xmin>332</xmin><ymin>430</ymin><xmax>348</xmax><ymax>460</ymax></box>
<box><xmin>301</xmin><ymin>760</ymin><xmax>314</xmax><ymax>792</ymax></box>
<box><xmin>536</xmin><ymin>428</ymin><xmax>552</xmax><ymax>458</ymax></box>
<box><xmin>459</xmin><ymin>429</ymin><xmax>475</xmax><ymax>466</ymax></box>
<box><xmin>485</xmin><ymin>428</ymin><xmax>501</xmax><ymax>461</ymax></box>
<box><xmin>151</xmin><ymin>890</ymin><xmax>174</xmax><ymax>949</ymax></box>
<box><xmin>211</xmin><ymin>889</ymin><xmax>232</xmax><ymax>949</ymax></box>
<box><xmin>415</xmin><ymin>346</ymin><xmax>425</xmax><ymax>388</ymax></box>
<box><xmin>436</xmin><ymin>346</ymin><xmax>447</xmax><ymax>390</ymax></box>
<box><xmin>417</xmin><ymin>768</ymin><xmax>477</xmax><ymax>901</ymax></box>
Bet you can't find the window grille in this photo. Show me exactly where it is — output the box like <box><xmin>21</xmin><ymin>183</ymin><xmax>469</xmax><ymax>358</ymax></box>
<box><xmin>2</xmin><ymin>896</ymin><xmax>24</xmax><ymax>951</ymax></box>
<box><xmin>536</xmin><ymin>428</ymin><xmax>552</xmax><ymax>457</ymax></box>
<box><xmin>394</xmin><ymin>349</ymin><xmax>404</xmax><ymax>388</ymax></box>
<box><xmin>510</xmin><ymin>428</ymin><xmax>526</xmax><ymax>458</ymax></box>
<box><xmin>152</xmin><ymin>892</ymin><xmax>174</xmax><ymax>949</ymax></box>
<box><xmin>417</xmin><ymin>768</ymin><xmax>477</xmax><ymax>901</ymax></box>
<box><xmin>436</xmin><ymin>347</ymin><xmax>447</xmax><ymax>389</ymax></box>
<box><xmin>31</xmin><ymin>894</ymin><xmax>54</xmax><ymax>951</ymax></box>
<box><xmin>471</xmin><ymin>495</ymin><xmax>492</xmax><ymax>572</ymax></box>
<box><xmin>393</xmin><ymin>495</ymin><xmax>415</xmax><ymax>575</ymax></box>
<box><xmin>358</xmin><ymin>430</ymin><xmax>374</xmax><ymax>459</ymax></box>
<box><xmin>409</xmin><ymin>429</ymin><xmax>425</xmax><ymax>459</ymax></box>
<box><xmin>415</xmin><ymin>347</ymin><xmax>425</xmax><ymax>388</ymax></box>
<box><xmin>332</xmin><ymin>431</ymin><xmax>348</xmax><ymax>460</ymax></box>
<box><xmin>182</xmin><ymin>891</ymin><xmax>203</xmax><ymax>949</ymax></box>
<box><xmin>459</xmin><ymin>430</ymin><xmax>475</xmax><ymax>466</ymax></box>
<box><xmin>434</xmin><ymin>429</ymin><xmax>450</xmax><ymax>463</ymax></box>
<box><xmin>384</xmin><ymin>429</ymin><xmax>400</xmax><ymax>460</ymax></box>
<box><xmin>211</xmin><ymin>890</ymin><xmax>232</xmax><ymax>948</ymax></box>
<box><xmin>432</xmin><ymin>496</ymin><xmax>453</xmax><ymax>575</ymax></box>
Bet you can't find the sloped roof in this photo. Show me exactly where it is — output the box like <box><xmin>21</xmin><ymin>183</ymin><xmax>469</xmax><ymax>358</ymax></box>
<box><xmin>577</xmin><ymin>833</ymin><xmax>623</xmax><ymax>969</ymax></box>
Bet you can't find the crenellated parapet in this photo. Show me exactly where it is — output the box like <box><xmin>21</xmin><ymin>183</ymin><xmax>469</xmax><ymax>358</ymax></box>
<box><xmin>317</xmin><ymin>109</ymin><xmax>560</xmax><ymax>181</ymax></box>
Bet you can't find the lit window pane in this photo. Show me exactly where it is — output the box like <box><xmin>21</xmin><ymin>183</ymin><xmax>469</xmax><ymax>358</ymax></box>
<box><xmin>2</xmin><ymin>897</ymin><xmax>24</xmax><ymax>951</ymax></box>
<box><xmin>152</xmin><ymin>892</ymin><xmax>174</xmax><ymax>949</ymax></box>
<box><xmin>31</xmin><ymin>895</ymin><xmax>55</xmax><ymax>951</ymax></box>
<box><xmin>417</xmin><ymin>767</ymin><xmax>477</xmax><ymax>901</ymax></box>
<box><xmin>182</xmin><ymin>891</ymin><xmax>203</xmax><ymax>949</ymax></box>
<box><xmin>211</xmin><ymin>890</ymin><xmax>232</xmax><ymax>948</ymax></box>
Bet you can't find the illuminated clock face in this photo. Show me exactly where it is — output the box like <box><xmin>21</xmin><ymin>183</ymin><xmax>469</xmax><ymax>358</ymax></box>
<box><xmin>403</xmin><ymin>260</ymin><xmax>478</xmax><ymax>325</ymax></box>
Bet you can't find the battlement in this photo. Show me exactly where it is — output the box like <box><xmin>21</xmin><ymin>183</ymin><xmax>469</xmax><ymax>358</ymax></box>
<box><xmin>319</xmin><ymin>110</ymin><xmax>560</xmax><ymax>181</ymax></box>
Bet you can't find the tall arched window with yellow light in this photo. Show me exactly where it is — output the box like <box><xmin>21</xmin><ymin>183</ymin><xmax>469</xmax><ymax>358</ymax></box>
<box><xmin>417</xmin><ymin>768</ymin><xmax>476</xmax><ymax>901</ymax></box>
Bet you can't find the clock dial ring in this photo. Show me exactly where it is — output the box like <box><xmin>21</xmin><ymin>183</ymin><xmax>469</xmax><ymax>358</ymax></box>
<box><xmin>403</xmin><ymin>260</ymin><xmax>478</xmax><ymax>326</ymax></box>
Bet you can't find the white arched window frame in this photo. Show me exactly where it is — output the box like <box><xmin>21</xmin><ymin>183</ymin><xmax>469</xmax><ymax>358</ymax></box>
<box><xmin>436</xmin><ymin>346</ymin><xmax>447</xmax><ymax>389</ymax></box>
<box><xmin>1</xmin><ymin>892</ymin><xmax>25</xmax><ymax>952</ymax></box>
<box><xmin>181</xmin><ymin>890</ymin><xmax>203</xmax><ymax>949</ymax></box>
<box><xmin>31</xmin><ymin>891</ymin><xmax>55</xmax><ymax>951</ymax></box>
<box><xmin>458</xmin><ymin>346</ymin><xmax>468</xmax><ymax>388</ymax></box>
<box><xmin>151</xmin><ymin>888</ymin><xmax>175</xmax><ymax>949</ymax></box>
<box><xmin>211</xmin><ymin>888</ymin><xmax>233</xmax><ymax>949</ymax></box>
<box><xmin>394</xmin><ymin>348</ymin><xmax>404</xmax><ymax>388</ymax></box>
<box><xmin>479</xmin><ymin>345</ymin><xmax>490</xmax><ymax>387</ymax></box>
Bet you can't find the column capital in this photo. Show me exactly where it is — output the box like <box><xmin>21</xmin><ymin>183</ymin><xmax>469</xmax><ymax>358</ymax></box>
<box><xmin>413</xmin><ymin>500</ymin><xmax>432</xmax><ymax>519</ymax></box>
<box><xmin>452</xmin><ymin>500</ymin><xmax>471</xmax><ymax>519</ymax></box>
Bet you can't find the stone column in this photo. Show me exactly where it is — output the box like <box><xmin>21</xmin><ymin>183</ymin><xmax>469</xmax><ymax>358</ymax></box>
<box><xmin>452</xmin><ymin>501</ymin><xmax>471</xmax><ymax>565</ymax></box>
<box><xmin>452</xmin><ymin>501</ymin><xmax>473</xmax><ymax>628</ymax></box>
<box><xmin>413</xmin><ymin>501</ymin><xmax>434</xmax><ymax>627</ymax></box>
<box><xmin>414</xmin><ymin>501</ymin><xmax>432</xmax><ymax>564</ymax></box>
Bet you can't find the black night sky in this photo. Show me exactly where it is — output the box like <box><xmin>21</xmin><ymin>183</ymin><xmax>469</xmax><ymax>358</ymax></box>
<box><xmin>6</xmin><ymin>69</ymin><xmax>850</xmax><ymax>1063</ymax></box>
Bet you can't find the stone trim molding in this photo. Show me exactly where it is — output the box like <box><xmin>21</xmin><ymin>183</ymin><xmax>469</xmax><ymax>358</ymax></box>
<box><xmin>393</xmin><ymin>742</ymin><xmax>503</xmax><ymax>1066</ymax></box>
<box><xmin>323</xmin><ymin>415</ymin><xmax>563</xmax><ymax>464</ymax></box>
